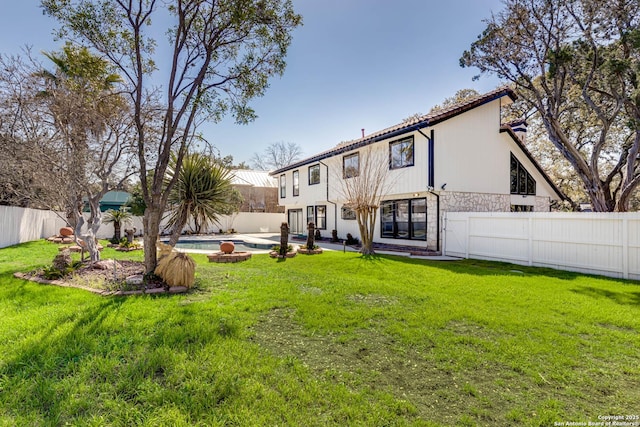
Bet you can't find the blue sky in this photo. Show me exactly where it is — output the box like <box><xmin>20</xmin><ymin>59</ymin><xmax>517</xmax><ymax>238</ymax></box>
<box><xmin>0</xmin><ymin>0</ymin><xmax>505</xmax><ymax>165</ymax></box>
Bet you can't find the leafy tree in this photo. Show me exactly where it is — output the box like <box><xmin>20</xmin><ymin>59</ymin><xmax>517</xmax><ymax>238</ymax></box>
<box><xmin>250</xmin><ymin>141</ymin><xmax>303</xmax><ymax>170</ymax></box>
<box><xmin>461</xmin><ymin>0</ymin><xmax>640</xmax><ymax>211</ymax></box>
<box><xmin>165</xmin><ymin>152</ymin><xmax>238</xmax><ymax>246</ymax></box>
<box><xmin>215</xmin><ymin>154</ymin><xmax>251</xmax><ymax>170</ymax></box>
<box><xmin>102</xmin><ymin>208</ymin><xmax>133</xmax><ymax>242</ymax></box>
<box><xmin>43</xmin><ymin>0</ymin><xmax>302</xmax><ymax>272</ymax></box>
<box><xmin>125</xmin><ymin>184</ymin><xmax>147</xmax><ymax>216</ymax></box>
<box><xmin>429</xmin><ymin>88</ymin><xmax>481</xmax><ymax>114</ymax></box>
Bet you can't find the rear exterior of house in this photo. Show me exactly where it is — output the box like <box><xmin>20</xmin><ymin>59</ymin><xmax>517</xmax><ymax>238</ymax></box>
<box><xmin>271</xmin><ymin>88</ymin><xmax>564</xmax><ymax>252</ymax></box>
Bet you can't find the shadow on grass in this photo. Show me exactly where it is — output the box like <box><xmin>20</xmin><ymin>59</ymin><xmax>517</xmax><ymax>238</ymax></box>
<box><xmin>571</xmin><ymin>286</ymin><xmax>640</xmax><ymax>306</ymax></box>
<box><xmin>372</xmin><ymin>253</ymin><xmax>640</xmax><ymax>285</ymax></box>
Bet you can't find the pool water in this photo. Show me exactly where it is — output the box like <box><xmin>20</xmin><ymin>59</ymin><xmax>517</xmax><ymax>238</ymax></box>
<box><xmin>172</xmin><ymin>239</ymin><xmax>274</xmax><ymax>252</ymax></box>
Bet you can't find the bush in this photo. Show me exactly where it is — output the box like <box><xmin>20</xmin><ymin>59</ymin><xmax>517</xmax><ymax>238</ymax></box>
<box><xmin>42</xmin><ymin>260</ymin><xmax>82</xmax><ymax>280</ymax></box>
<box><xmin>271</xmin><ymin>244</ymin><xmax>293</xmax><ymax>253</ymax></box>
<box><xmin>345</xmin><ymin>233</ymin><xmax>359</xmax><ymax>245</ymax></box>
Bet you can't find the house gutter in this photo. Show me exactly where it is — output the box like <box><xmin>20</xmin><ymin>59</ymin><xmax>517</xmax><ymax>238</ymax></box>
<box><xmin>415</xmin><ymin>127</ymin><xmax>440</xmax><ymax>253</ymax></box>
<box><xmin>318</xmin><ymin>160</ymin><xmax>338</xmax><ymax>232</ymax></box>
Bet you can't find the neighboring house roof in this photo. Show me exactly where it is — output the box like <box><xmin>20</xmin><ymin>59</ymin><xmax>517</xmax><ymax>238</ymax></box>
<box><xmin>270</xmin><ymin>86</ymin><xmax>517</xmax><ymax>175</ymax></box>
<box><xmin>83</xmin><ymin>190</ymin><xmax>131</xmax><ymax>212</ymax></box>
<box><xmin>231</xmin><ymin>169</ymin><xmax>278</xmax><ymax>188</ymax></box>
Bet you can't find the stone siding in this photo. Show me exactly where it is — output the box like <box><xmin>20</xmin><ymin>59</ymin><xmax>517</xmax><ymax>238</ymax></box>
<box><xmin>535</xmin><ymin>196</ymin><xmax>551</xmax><ymax>212</ymax></box>
<box><xmin>440</xmin><ymin>192</ymin><xmax>511</xmax><ymax>213</ymax></box>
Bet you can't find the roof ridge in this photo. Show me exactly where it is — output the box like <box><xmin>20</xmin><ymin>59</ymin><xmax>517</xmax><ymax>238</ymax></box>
<box><xmin>270</xmin><ymin>86</ymin><xmax>516</xmax><ymax>175</ymax></box>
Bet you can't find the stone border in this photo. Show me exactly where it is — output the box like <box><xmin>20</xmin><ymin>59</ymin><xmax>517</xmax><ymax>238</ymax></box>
<box><xmin>207</xmin><ymin>251</ymin><xmax>252</xmax><ymax>263</ymax></box>
<box><xmin>297</xmin><ymin>247</ymin><xmax>323</xmax><ymax>255</ymax></box>
<box><xmin>269</xmin><ymin>251</ymin><xmax>297</xmax><ymax>259</ymax></box>
<box><xmin>12</xmin><ymin>272</ymin><xmax>188</xmax><ymax>297</ymax></box>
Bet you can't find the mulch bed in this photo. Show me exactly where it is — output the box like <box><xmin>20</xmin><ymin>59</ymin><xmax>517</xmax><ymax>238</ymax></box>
<box><xmin>14</xmin><ymin>260</ymin><xmax>188</xmax><ymax>296</ymax></box>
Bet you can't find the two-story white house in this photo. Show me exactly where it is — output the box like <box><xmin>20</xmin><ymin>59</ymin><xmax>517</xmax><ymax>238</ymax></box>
<box><xmin>270</xmin><ymin>87</ymin><xmax>564</xmax><ymax>252</ymax></box>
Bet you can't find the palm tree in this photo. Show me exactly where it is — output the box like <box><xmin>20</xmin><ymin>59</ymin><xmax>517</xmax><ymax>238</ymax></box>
<box><xmin>36</xmin><ymin>44</ymin><xmax>126</xmax><ymax>262</ymax></box>
<box><xmin>102</xmin><ymin>208</ymin><xmax>133</xmax><ymax>243</ymax></box>
<box><xmin>165</xmin><ymin>152</ymin><xmax>240</xmax><ymax>246</ymax></box>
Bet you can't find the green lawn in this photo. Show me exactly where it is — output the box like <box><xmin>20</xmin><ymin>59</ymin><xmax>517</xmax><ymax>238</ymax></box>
<box><xmin>1</xmin><ymin>240</ymin><xmax>638</xmax><ymax>426</ymax></box>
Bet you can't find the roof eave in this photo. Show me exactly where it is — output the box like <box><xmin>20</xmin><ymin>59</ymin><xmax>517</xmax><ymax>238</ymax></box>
<box><xmin>270</xmin><ymin>87</ymin><xmax>518</xmax><ymax>176</ymax></box>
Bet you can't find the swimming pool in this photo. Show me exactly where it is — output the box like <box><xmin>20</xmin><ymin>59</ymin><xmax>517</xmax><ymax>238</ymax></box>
<box><xmin>170</xmin><ymin>239</ymin><xmax>275</xmax><ymax>253</ymax></box>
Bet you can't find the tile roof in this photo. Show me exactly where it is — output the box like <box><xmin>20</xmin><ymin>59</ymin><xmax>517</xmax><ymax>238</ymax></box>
<box><xmin>270</xmin><ymin>86</ymin><xmax>516</xmax><ymax>175</ymax></box>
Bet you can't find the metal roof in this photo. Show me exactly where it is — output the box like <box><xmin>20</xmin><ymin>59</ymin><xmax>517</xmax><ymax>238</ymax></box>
<box><xmin>230</xmin><ymin>169</ymin><xmax>278</xmax><ymax>188</ymax></box>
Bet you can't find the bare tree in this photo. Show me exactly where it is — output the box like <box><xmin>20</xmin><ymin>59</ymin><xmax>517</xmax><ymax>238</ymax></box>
<box><xmin>333</xmin><ymin>146</ymin><xmax>398</xmax><ymax>255</ymax></box>
<box><xmin>35</xmin><ymin>44</ymin><xmax>136</xmax><ymax>262</ymax></box>
<box><xmin>0</xmin><ymin>48</ymin><xmax>137</xmax><ymax>268</ymax></box>
<box><xmin>251</xmin><ymin>141</ymin><xmax>303</xmax><ymax>170</ymax></box>
<box><xmin>43</xmin><ymin>0</ymin><xmax>302</xmax><ymax>273</ymax></box>
<box><xmin>0</xmin><ymin>52</ymin><xmax>66</xmax><ymax>210</ymax></box>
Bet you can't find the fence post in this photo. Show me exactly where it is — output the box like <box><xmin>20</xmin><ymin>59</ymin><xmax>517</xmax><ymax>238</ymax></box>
<box><xmin>622</xmin><ymin>217</ymin><xmax>629</xmax><ymax>280</ymax></box>
<box><xmin>442</xmin><ymin>211</ymin><xmax>447</xmax><ymax>256</ymax></box>
<box><xmin>465</xmin><ymin>215</ymin><xmax>470</xmax><ymax>259</ymax></box>
<box><xmin>528</xmin><ymin>216</ymin><xmax>534</xmax><ymax>266</ymax></box>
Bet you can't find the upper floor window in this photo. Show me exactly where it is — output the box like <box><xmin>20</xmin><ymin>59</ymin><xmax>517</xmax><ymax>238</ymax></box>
<box><xmin>292</xmin><ymin>170</ymin><xmax>299</xmax><ymax>196</ymax></box>
<box><xmin>343</xmin><ymin>153</ymin><xmax>359</xmax><ymax>178</ymax></box>
<box><xmin>280</xmin><ymin>174</ymin><xmax>286</xmax><ymax>198</ymax></box>
<box><xmin>390</xmin><ymin>137</ymin><xmax>414</xmax><ymax>169</ymax></box>
<box><xmin>510</xmin><ymin>154</ymin><xmax>536</xmax><ymax>195</ymax></box>
<box><xmin>309</xmin><ymin>164</ymin><xmax>320</xmax><ymax>185</ymax></box>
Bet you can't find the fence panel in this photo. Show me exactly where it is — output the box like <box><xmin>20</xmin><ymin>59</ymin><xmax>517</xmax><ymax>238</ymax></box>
<box><xmin>0</xmin><ymin>206</ymin><xmax>66</xmax><ymax>249</ymax></box>
<box><xmin>444</xmin><ymin>212</ymin><xmax>640</xmax><ymax>280</ymax></box>
<box><xmin>0</xmin><ymin>206</ymin><xmax>285</xmax><ymax>248</ymax></box>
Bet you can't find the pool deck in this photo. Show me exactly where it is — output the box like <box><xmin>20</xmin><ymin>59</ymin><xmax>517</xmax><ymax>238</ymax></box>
<box><xmin>172</xmin><ymin>233</ymin><xmax>460</xmax><ymax>260</ymax></box>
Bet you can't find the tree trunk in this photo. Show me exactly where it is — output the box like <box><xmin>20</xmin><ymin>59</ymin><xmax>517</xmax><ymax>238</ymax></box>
<box><xmin>74</xmin><ymin>197</ymin><xmax>102</xmax><ymax>263</ymax></box>
<box><xmin>143</xmin><ymin>205</ymin><xmax>163</xmax><ymax>274</ymax></box>
<box><xmin>306</xmin><ymin>222</ymin><xmax>315</xmax><ymax>248</ymax></box>
<box><xmin>168</xmin><ymin>207</ymin><xmax>190</xmax><ymax>247</ymax></box>
<box><xmin>279</xmin><ymin>222</ymin><xmax>289</xmax><ymax>256</ymax></box>
<box><xmin>357</xmin><ymin>208</ymin><xmax>376</xmax><ymax>255</ymax></box>
<box><xmin>114</xmin><ymin>222</ymin><xmax>122</xmax><ymax>241</ymax></box>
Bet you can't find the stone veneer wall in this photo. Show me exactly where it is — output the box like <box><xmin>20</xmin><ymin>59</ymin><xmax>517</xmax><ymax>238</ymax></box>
<box><xmin>440</xmin><ymin>192</ymin><xmax>511</xmax><ymax>213</ymax></box>
<box><xmin>422</xmin><ymin>193</ymin><xmax>551</xmax><ymax>252</ymax></box>
<box><xmin>535</xmin><ymin>196</ymin><xmax>551</xmax><ymax>212</ymax></box>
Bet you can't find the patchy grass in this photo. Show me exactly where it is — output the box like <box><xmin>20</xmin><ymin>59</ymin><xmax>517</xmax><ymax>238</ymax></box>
<box><xmin>1</xmin><ymin>240</ymin><xmax>639</xmax><ymax>426</ymax></box>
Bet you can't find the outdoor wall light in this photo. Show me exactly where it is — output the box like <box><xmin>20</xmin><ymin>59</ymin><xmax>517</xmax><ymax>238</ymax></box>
<box><xmin>440</xmin><ymin>183</ymin><xmax>447</xmax><ymax>190</ymax></box>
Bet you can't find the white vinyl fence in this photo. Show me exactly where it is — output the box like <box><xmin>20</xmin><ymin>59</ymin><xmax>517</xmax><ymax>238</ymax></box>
<box><xmin>443</xmin><ymin>212</ymin><xmax>640</xmax><ymax>280</ymax></box>
<box><xmin>0</xmin><ymin>206</ymin><xmax>67</xmax><ymax>249</ymax></box>
<box><xmin>0</xmin><ymin>206</ymin><xmax>285</xmax><ymax>249</ymax></box>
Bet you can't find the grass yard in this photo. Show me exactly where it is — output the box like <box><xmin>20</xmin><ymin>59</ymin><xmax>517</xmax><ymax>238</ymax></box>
<box><xmin>0</xmin><ymin>240</ymin><xmax>639</xmax><ymax>426</ymax></box>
